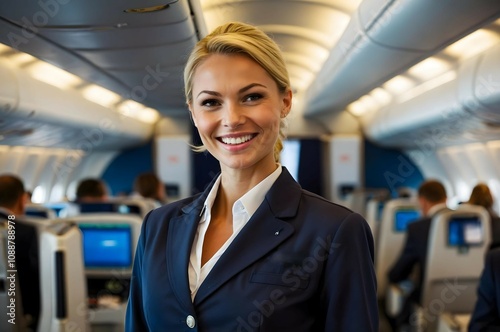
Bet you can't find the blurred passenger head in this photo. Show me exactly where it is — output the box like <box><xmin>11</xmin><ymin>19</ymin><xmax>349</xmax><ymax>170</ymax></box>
<box><xmin>183</xmin><ymin>21</ymin><xmax>291</xmax><ymax>162</ymax></box>
<box><xmin>417</xmin><ymin>180</ymin><xmax>447</xmax><ymax>216</ymax></box>
<box><xmin>468</xmin><ymin>183</ymin><xmax>494</xmax><ymax>210</ymax></box>
<box><xmin>76</xmin><ymin>178</ymin><xmax>108</xmax><ymax>202</ymax></box>
<box><xmin>0</xmin><ymin>174</ymin><xmax>27</xmax><ymax>215</ymax></box>
<box><xmin>134</xmin><ymin>172</ymin><xmax>165</xmax><ymax>202</ymax></box>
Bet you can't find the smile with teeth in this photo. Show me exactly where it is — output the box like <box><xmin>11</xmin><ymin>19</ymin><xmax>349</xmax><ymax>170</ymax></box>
<box><xmin>220</xmin><ymin>134</ymin><xmax>254</xmax><ymax>145</ymax></box>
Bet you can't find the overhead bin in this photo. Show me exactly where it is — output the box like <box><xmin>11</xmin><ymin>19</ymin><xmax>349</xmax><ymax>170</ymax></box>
<box><xmin>363</xmin><ymin>43</ymin><xmax>500</xmax><ymax>148</ymax></box>
<box><xmin>305</xmin><ymin>0</ymin><xmax>500</xmax><ymax>116</ymax></box>
<box><xmin>0</xmin><ymin>59</ymin><xmax>153</xmax><ymax>149</ymax></box>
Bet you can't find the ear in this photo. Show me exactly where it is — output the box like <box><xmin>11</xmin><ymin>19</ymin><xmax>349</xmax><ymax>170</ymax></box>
<box><xmin>281</xmin><ymin>89</ymin><xmax>292</xmax><ymax>118</ymax></box>
<box><xmin>188</xmin><ymin>103</ymin><xmax>197</xmax><ymax>127</ymax></box>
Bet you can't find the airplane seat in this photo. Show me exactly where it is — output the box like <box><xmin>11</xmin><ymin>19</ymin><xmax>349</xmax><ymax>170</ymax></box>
<box><xmin>25</xmin><ymin>203</ymin><xmax>57</xmax><ymax>219</ymax></box>
<box><xmin>43</xmin><ymin>202</ymin><xmax>81</xmax><ymax>218</ymax></box>
<box><xmin>58</xmin><ymin>213</ymin><xmax>143</xmax><ymax>331</ymax></box>
<box><xmin>375</xmin><ymin>198</ymin><xmax>420</xmax><ymax>299</ymax></box>
<box><xmin>365</xmin><ymin>198</ymin><xmax>385</xmax><ymax>248</ymax></box>
<box><xmin>38</xmin><ymin>221</ymin><xmax>90</xmax><ymax>332</ymax></box>
<box><xmin>413</xmin><ymin>205</ymin><xmax>491</xmax><ymax>332</ymax></box>
<box><xmin>0</xmin><ymin>223</ymin><xmax>28</xmax><ymax>331</ymax></box>
<box><xmin>76</xmin><ymin>199</ymin><xmax>153</xmax><ymax>218</ymax></box>
<box><xmin>114</xmin><ymin>197</ymin><xmax>158</xmax><ymax>218</ymax></box>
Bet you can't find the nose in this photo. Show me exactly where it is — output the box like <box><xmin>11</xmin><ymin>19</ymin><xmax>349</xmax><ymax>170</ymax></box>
<box><xmin>222</xmin><ymin>103</ymin><xmax>244</xmax><ymax>128</ymax></box>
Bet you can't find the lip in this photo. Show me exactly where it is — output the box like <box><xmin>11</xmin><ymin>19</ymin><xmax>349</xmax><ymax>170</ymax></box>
<box><xmin>217</xmin><ymin>133</ymin><xmax>257</xmax><ymax>150</ymax></box>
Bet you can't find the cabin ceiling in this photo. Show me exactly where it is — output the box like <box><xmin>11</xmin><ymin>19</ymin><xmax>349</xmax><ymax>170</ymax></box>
<box><xmin>1</xmin><ymin>0</ymin><xmax>500</xmax><ymax>149</ymax></box>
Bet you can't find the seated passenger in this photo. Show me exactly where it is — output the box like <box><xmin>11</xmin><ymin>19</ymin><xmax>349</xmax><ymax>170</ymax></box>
<box><xmin>0</xmin><ymin>174</ymin><xmax>40</xmax><ymax>330</ymax></box>
<box><xmin>75</xmin><ymin>178</ymin><xmax>108</xmax><ymax>202</ymax></box>
<box><xmin>387</xmin><ymin>179</ymin><xmax>449</xmax><ymax>328</ymax></box>
<box><xmin>467</xmin><ymin>183</ymin><xmax>500</xmax><ymax>249</ymax></box>
<box><xmin>132</xmin><ymin>172</ymin><xmax>167</xmax><ymax>207</ymax></box>
<box><xmin>469</xmin><ymin>247</ymin><xmax>500</xmax><ymax>331</ymax></box>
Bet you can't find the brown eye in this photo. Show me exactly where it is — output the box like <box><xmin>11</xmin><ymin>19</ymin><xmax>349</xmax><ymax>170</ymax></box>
<box><xmin>244</xmin><ymin>93</ymin><xmax>263</xmax><ymax>102</ymax></box>
<box><xmin>201</xmin><ymin>99</ymin><xmax>220</xmax><ymax>107</ymax></box>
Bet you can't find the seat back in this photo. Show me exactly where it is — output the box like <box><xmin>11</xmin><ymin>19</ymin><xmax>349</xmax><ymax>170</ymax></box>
<box><xmin>25</xmin><ymin>203</ymin><xmax>57</xmax><ymax>219</ymax></box>
<box><xmin>0</xmin><ymin>222</ymin><xmax>27</xmax><ymax>331</ymax></box>
<box><xmin>375</xmin><ymin>198</ymin><xmax>420</xmax><ymax>298</ymax></box>
<box><xmin>77</xmin><ymin>198</ymin><xmax>154</xmax><ymax>218</ymax></box>
<box><xmin>60</xmin><ymin>213</ymin><xmax>143</xmax><ymax>279</ymax></box>
<box><xmin>420</xmin><ymin>205</ymin><xmax>491</xmax><ymax>329</ymax></box>
<box><xmin>38</xmin><ymin>222</ymin><xmax>89</xmax><ymax>332</ymax></box>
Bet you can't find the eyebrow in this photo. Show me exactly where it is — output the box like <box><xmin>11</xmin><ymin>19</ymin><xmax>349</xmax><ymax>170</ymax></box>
<box><xmin>196</xmin><ymin>83</ymin><xmax>267</xmax><ymax>98</ymax></box>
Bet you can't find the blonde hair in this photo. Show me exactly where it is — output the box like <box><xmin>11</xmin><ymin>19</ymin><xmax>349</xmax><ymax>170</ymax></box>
<box><xmin>184</xmin><ymin>22</ymin><xmax>291</xmax><ymax>162</ymax></box>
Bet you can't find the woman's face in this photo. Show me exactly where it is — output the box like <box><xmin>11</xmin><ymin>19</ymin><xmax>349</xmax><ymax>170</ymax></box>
<box><xmin>189</xmin><ymin>53</ymin><xmax>291</xmax><ymax>172</ymax></box>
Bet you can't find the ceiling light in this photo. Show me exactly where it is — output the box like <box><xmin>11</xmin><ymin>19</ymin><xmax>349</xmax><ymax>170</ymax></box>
<box><xmin>118</xmin><ymin>100</ymin><xmax>144</xmax><ymax>117</ymax></box>
<box><xmin>383</xmin><ymin>75</ymin><xmax>415</xmax><ymax>95</ymax></box>
<box><xmin>407</xmin><ymin>57</ymin><xmax>451</xmax><ymax>81</ymax></box>
<box><xmin>444</xmin><ymin>29</ymin><xmax>500</xmax><ymax>60</ymax></box>
<box><xmin>138</xmin><ymin>107</ymin><xmax>160</xmax><ymax>124</ymax></box>
<box><xmin>398</xmin><ymin>71</ymin><xmax>457</xmax><ymax>103</ymax></box>
<box><xmin>369</xmin><ymin>88</ymin><xmax>392</xmax><ymax>106</ymax></box>
<box><xmin>28</xmin><ymin>62</ymin><xmax>82</xmax><ymax>89</ymax></box>
<box><xmin>9</xmin><ymin>52</ymin><xmax>37</xmax><ymax>66</ymax></box>
<box><xmin>348</xmin><ymin>95</ymin><xmax>378</xmax><ymax>117</ymax></box>
<box><xmin>0</xmin><ymin>43</ymin><xmax>11</xmax><ymax>55</ymax></box>
<box><xmin>82</xmin><ymin>85</ymin><xmax>121</xmax><ymax>108</ymax></box>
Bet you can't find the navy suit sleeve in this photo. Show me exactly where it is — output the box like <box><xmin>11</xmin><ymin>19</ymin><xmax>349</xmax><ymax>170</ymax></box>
<box><xmin>469</xmin><ymin>249</ymin><xmax>500</xmax><ymax>332</ymax></box>
<box><xmin>125</xmin><ymin>212</ymin><xmax>150</xmax><ymax>331</ymax></box>
<box><xmin>321</xmin><ymin>213</ymin><xmax>378</xmax><ymax>331</ymax></box>
<box><xmin>388</xmin><ymin>225</ymin><xmax>418</xmax><ymax>283</ymax></box>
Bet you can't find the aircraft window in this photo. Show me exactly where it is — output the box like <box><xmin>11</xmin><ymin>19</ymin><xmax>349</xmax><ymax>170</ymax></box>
<box><xmin>394</xmin><ymin>209</ymin><xmax>419</xmax><ymax>232</ymax></box>
<box><xmin>79</xmin><ymin>223</ymin><xmax>132</xmax><ymax>269</ymax></box>
<box><xmin>448</xmin><ymin>217</ymin><xmax>483</xmax><ymax>247</ymax></box>
<box><xmin>32</xmin><ymin>185</ymin><xmax>46</xmax><ymax>203</ymax></box>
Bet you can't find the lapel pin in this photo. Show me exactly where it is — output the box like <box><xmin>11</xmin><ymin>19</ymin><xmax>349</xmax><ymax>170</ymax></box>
<box><xmin>274</xmin><ymin>230</ymin><xmax>280</xmax><ymax>236</ymax></box>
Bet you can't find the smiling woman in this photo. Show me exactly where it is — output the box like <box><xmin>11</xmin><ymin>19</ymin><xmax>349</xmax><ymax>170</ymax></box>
<box><xmin>125</xmin><ymin>21</ymin><xmax>378</xmax><ymax>332</ymax></box>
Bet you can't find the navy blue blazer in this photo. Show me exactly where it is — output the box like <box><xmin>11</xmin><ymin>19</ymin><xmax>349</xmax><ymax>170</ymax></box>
<box><xmin>125</xmin><ymin>168</ymin><xmax>378</xmax><ymax>331</ymax></box>
<box><xmin>469</xmin><ymin>248</ymin><xmax>500</xmax><ymax>332</ymax></box>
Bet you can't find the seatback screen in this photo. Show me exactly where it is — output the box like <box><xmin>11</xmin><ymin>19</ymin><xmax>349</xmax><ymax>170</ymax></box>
<box><xmin>80</xmin><ymin>224</ymin><xmax>132</xmax><ymax>268</ymax></box>
<box><xmin>394</xmin><ymin>210</ymin><xmax>419</xmax><ymax>232</ymax></box>
<box><xmin>448</xmin><ymin>217</ymin><xmax>483</xmax><ymax>246</ymax></box>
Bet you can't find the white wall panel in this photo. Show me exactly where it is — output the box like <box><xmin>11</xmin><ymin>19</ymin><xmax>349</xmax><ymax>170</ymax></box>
<box><xmin>156</xmin><ymin>135</ymin><xmax>192</xmax><ymax>201</ymax></box>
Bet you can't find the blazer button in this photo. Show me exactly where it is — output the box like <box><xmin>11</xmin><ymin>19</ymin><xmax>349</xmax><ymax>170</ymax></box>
<box><xmin>186</xmin><ymin>315</ymin><xmax>196</xmax><ymax>329</ymax></box>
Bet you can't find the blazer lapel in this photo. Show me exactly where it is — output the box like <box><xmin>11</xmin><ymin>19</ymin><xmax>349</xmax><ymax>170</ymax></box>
<box><xmin>194</xmin><ymin>168</ymin><xmax>301</xmax><ymax>304</ymax></box>
<box><xmin>166</xmin><ymin>182</ymin><xmax>215</xmax><ymax>310</ymax></box>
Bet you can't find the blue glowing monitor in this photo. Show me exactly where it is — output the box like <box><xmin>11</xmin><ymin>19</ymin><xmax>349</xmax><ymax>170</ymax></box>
<box><xmin>79</xmin><ymin>224</ymin><xmax>132</xmax><ymax>268</ymax></box>
<box><xmin>448</xmin><ymin>217</ymin><xmax>483</xmax><ymax>246</ymax></box>
<box><xmin>394</xmin><ymin>210</ymin><xmax>419</xmax><ymax>232</ymax></box>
